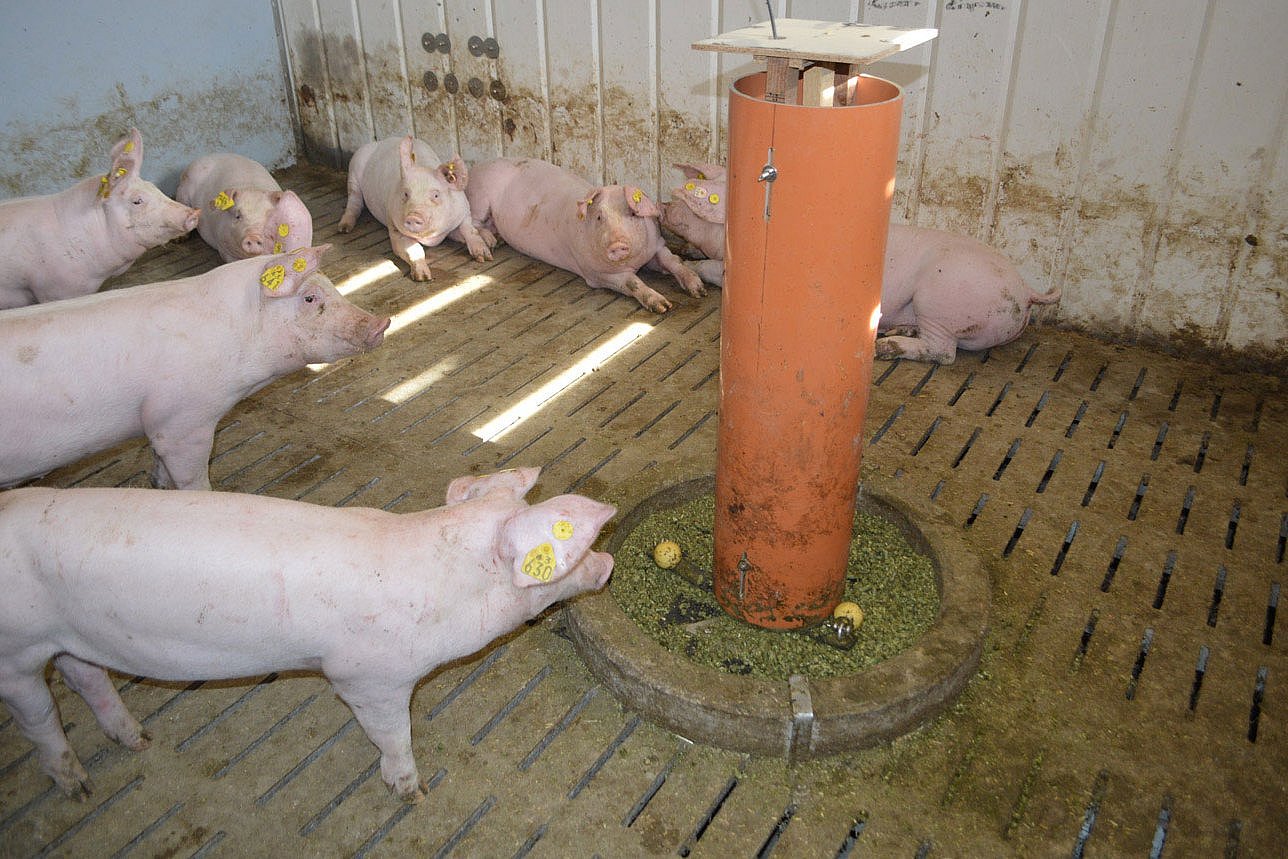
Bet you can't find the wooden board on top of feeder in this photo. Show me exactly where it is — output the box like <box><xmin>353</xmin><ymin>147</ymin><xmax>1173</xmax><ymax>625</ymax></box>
<box><xmin>692</xmin><ymin>19</ymin><xmax>937</xmax><ymax>67</ymax></box>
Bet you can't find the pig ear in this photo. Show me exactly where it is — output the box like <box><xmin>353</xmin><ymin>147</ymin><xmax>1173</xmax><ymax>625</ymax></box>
<box><xmin>266</xmin><ymin>190</ymin><xmax>315</xmax><ymax>254</ymax></box>
<box><xmin>399</xmin><ymin>136</ymin><xmax>418</xmax><ymax>174</ymax></box>
<box><xmin>672</xmin><ymin>163</ymin><xmax>726</xmax><ymax>182</ymax></box>
<box><xmin>625</xmin><ymin>187</ymin><xmax>661</xmax><ymax>219</ymax></box>
<box><xmin>109</xmin><ymin>128</ymin><xmax>143</xmax><ymax>170</ymax></box>
<box><xmin>680</xmin><ymin>181</ymin><xmax>726</xmax><ymax>224</ymax></box>
<box><xmin>104</xmin><ymin>129</ymin><xmax>143</xmax><ymax>197</ymax></box>
<box><xmin>445</xmin><ymin>466</ymin><xmax>540</xmax><ymax>505</ymax></box>
<box><xmin>576</xmin><ymin>189</ymin><xmax>604</xmax><ymax>221</ymax></box>
<box><xmin>258</xmin><ymin>243</ymin><xmax>331</xmax><ymax>297</ymax></box>
<box><xmin>438</xmin><ymin>156</ymin><xmax>468</xmax><ymax>190</ymax></box>
<box><xmin>501</xmin><ymin>495</ymin><xmax>616</xmax><ymax>589</ymax></box>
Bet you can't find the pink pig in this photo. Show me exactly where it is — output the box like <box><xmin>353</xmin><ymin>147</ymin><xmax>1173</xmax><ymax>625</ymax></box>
<box><xmin>176</xmin><ymin>153</ymin><xmax>314</xmax><ymax>262</ymax></box>
<box><xmin>0</xmin><ymin>466</ymin><xmax>615</xmax><ymax>802</ymax></box>
<box><xmin>875</xmin><ymin>225</ymin><xmax>1062</xmax><ymax>364</ymax></box>
<box><xmin>0</xmin><ymin>128</ymin><xmax>200</xmax><ymax>309</ymax></box>
<box><xmin>660</xmin><ymin>163</ymin><xmax>727</xmax><ymax>289</ymax></box>
<box><xmin>0</xmin><ymin>245</ymin><xmax>388</xmax><ymax>491</ymax></box>
<box><xmin>465</xmin><ymin>157</ymin><xmax>706</xmax><ymax>312</ymax></box>
<box><xmin>338</xmin><ymin>135</ymin><xmax>490</xmax><ymax>281</ymax></box>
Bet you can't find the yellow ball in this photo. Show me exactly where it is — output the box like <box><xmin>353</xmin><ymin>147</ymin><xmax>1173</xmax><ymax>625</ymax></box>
<box><xmin>833</xmin><ymin>601</ymin><xmax>864</xmax><ymax>628</ymax></box>
<box><xmin>653</xmin><ymin>540</ymin><xmax>683</xmax><ymax>569</ymax></box>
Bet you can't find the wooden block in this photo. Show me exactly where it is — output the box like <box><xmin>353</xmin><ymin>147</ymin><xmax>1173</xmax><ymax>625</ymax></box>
<box><xmin>803</xmin><ymin>65</ymin><xmax>833</xmax><ymax>107</ymax></box>
<box><xmin>764</xmin><ymin>56</ymin><xmax>795</xmax><ymax>104</ymax></box>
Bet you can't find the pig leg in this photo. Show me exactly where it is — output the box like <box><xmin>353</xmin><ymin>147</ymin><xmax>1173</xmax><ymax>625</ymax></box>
<box><xmin>329</xmin><ymin>677</ymin><xmax>425</xmax><ymax>802</ymax></box>
<box><xmin>686</xmin><ymin>259</ymin><xmax>724</xmax><ymax>288</ymax></box>
<box><xmin>449</xmin><ymin>220</ymin><xmax>493</xmax><ymax>263</ymax></box>
<box><xmin>647</xmin><ymin>246</ymin><xmax>707</xmax><ymax>298</ymax></box>
<box><xmin>338</xmin><ymin>174</ymin><xmax>365</xmax><ymax>233</ymax></box>
<box><xmin>0</xmin><ymin>667</ymin><xmax>92</xmax><ymax>797</ymax></box>
<box><xmin>388</xmin><ymin>228</ymin><xmax>434</xmax><ymax>282</ymax></box>
<box><xmin>587</xmin><ymin>273</ymin><xmax>672</xmax><ymax>313</ymax></box>
<box><xmin>874</xmin><ymin>316</ymin><xmax>959</xmax><ymax>364</ymax></box>
<box><xmin>52</xmin><ymin>654</ymin><xmax>150</xmax><ymax>752</ymax></box>
<box><xmin>146</xmin><ymin>423</ymin><xmax>216</xmax><ymax>490</ymax></box>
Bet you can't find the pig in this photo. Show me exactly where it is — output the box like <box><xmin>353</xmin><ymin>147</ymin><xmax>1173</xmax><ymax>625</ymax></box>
<box><xmin>659</xmin><ymin>171</ymin><xmax>1062</xmax><ymax>361</ymax></box>
<box><xmin>465</xmin><ymin>157</ymin><xmax>706</xmax><ymax>313</ymax></box>
<box><xmin>0</xmin><ymin>245</ymin><xmax>388</xmax><ymax>491</ymax></box>
<box><xmin>338</xmin><ymin>135</ymin><xmax>489</xmax><ymax>282</ymax></box>
<box><xmin>660</xmin><ymin>163</ymin><xmax>727</xmax><ymax>289</ymax></box>
<box><xmin>0</xmin><ymin>128</ymin><xmax>200</xmax><ymax>309</ymax></box>
<box><xmin>176</xmin><ymin>152</ymin><xmax>314</xmax><ymax>263</ymax></box>
<box><xmin>0</xmin><ymin>466</ymin><xmax>615</xmax><ymax>801</ymax></box>
<box><xmin>874</xmin><ymin>225</ymin><xmax>1062</xmax><ymax>364</ymax></box>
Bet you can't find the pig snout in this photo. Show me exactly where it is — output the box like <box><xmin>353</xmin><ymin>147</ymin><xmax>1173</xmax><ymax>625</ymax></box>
<box><xmin>241</xmin><ymin>233</ymin><xmax>265</xmax><ymax>255</ymax></box>
<box><xmin>584</xmin><ymin>550</ymin><xmax>615</xmax><ymax>588</ymax></box>
<box><xmin>606</xmin><ymin>240</ymin><xmax>633</xmax><ymax>262</ymax></box>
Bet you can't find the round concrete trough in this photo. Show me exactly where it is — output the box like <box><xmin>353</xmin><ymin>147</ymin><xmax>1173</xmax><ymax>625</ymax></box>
<box><xmin>565</xmin><ymin>474</ymin><xmax>990</xmax><ymax>761</ymax></box>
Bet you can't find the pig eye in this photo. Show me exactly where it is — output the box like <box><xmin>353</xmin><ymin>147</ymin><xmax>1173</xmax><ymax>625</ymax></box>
<box><xmin>304</xmin><ymin>294</ymin><xmax>317</xmax><ymax>303</ymax></box>
<box><xmin>131</xmin><ymin>196</ymin><xmax>144</xmax><ymax>206</ymax></box>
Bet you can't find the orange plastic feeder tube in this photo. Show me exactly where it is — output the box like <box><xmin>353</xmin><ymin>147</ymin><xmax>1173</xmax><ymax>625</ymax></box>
<box><xmin>713</xmin><ymin>71</ymin><xmax>902</xmax><ymax>629</ymax></box>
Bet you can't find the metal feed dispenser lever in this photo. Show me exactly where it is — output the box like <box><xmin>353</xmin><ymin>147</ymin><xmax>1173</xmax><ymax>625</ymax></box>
<box><xmin>692</xmin><ymin>18</ymin><xmax>936</xmax><ymax>629</ymax></box>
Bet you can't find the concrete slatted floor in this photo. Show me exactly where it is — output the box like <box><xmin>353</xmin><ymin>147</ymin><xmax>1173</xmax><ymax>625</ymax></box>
<box><xmin>0</xmin><ymin>164</ymin><xmax>1283</xmax><ymax>857</ymax></box>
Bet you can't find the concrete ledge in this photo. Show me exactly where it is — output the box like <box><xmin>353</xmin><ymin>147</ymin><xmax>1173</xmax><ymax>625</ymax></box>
<box><xmin>565</xmin><ymin>474</ymin><xmax>989</xmax><ymax>760</ymax></box>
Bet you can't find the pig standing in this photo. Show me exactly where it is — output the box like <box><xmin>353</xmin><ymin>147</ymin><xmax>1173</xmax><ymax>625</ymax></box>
<box><xmin>338</xmin><ymin>135</ymin><xmax>489</xmax><ymax>281</ymax></box>
<box><xmin>176</xmin><ymin>153</ymin><xmax>314</xmax><ymax>262</ymax></box>
<box><xmin>659</xmin><ymin>163</ymin><xmax>727</xmax><ymax>289</ymax></box>
<box><xmin>0</xmin><ymin>245</ymin><xmax>388</xmax><ymax>490</ymax></box>
<box><xmin>0</xmin><ymin>467</ymin><xmax>615</xmax><ymax>802</ymax></box>
<box><xmin>0</xmin><ymin>128</ymin><xmax>200</xmax><ymax>309</ymax></box>
<box><xmin>660</xmin><ymin>165</ymin><xmax>1061</xmax><ymax>362</ymax></box>
<box><xmin>466</xmin><ymin>157</ymin><xmax>706</xmax><ymax>313</ymax></box>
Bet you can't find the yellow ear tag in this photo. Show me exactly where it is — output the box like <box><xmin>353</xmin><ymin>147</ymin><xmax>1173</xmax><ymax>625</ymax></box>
<box><xmin>260</xmin><ymin>265</ymin><xmax>286</xmax><ymax>290</ymax></box>
<box><xmin>98</xmin><ymin>175</ymin><xmax>110</xmax><ymax>199</ymax></box>
<box><xmin>123</xmin><ymin>140</ymin><xmax>134</xmax><ymax>153</ymax></box>
<box><xmin>273</xmin><ymin>242</ymin><xmax>283</xmax><ymax>253</ymax></box>
<box><xmin>115</xmin><ymin>167</ymin><xmax>127</xmax><ymax>178</ymax></box>
<box><xmin>213</xmin><ymin>191</ymin><xmax>234</xmax><ymax>211</ymax></box>
<box><xmin>292</xmin><ymin>256</ymin><xmax>308</xmax><ymax>272</ymax></box>
<box><xmin>684</xmin><ymin>181</ymin><xmax>695</xmax><ymax>191</ymax></box>
<box><xmin>278</xmin><ymin>223</ymin><xmax>290</xmax><ymax>237</ymax></box>
<box><xmin>632</xmin><ymin>189</ymin><xmax>643</xmax><ymax>204</ymax></box>
<box><xmin>708</xmin><ymin>193</ymin><xmax>720</xmax><ymax>204</ymax></box>
<box><xmin>552</xmin><ymin>520</ymin><xmax>574</xmax><ymax>541</ymax></box>
<box><xmin>521</xmin><ymin>543</ymin><xmax>556</xmax><ymax>582</ymax></box>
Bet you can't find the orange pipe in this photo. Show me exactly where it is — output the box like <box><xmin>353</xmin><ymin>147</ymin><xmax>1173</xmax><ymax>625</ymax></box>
<box><xmin>713</xmin><ymin>72</ymin><xmax>902</xmax><ymax>629</ymax></box>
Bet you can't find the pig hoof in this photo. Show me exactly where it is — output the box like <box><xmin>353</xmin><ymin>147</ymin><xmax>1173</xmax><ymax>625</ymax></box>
<box><xmin>338</xmin><ymin>216</ymin><xmax>357</xmax><ymax>233</ymax></box>
<box><xmin>409</xmin><ymin>264</ymin><xmax>434</xmax><ymax>282</ymax></box>
<box><xmin>391</xmin><ymin>778</ymin><xmax>428</xmax><ymax>803</ymax></box>
<box><xmin>874</xmin><ymin>339</ymin><xmax>904</xmax><ymax>359</ymax></box>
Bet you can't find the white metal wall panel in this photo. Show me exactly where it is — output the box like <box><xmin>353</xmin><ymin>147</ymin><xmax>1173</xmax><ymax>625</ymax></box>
<box><xmin>275</xmin><ymin>0</ymin><xmax>1286</xmax><ymax>360</ymax></box>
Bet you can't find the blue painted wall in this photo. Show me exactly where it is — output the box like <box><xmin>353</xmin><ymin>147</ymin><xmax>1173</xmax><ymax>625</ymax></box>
<box><xmin>0</xmin><ymin>1</ymin><xmax>295</xmax><ymax>198</ymax></box>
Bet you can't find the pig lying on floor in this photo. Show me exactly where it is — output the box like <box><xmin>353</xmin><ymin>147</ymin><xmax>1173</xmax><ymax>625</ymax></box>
<box><xmin>177</xmin><ymin>152</ymin><xmax>314</xmax><ymax>262</ymax></box>
<box><xmin>0</xmin><ymin>467</ymin><xmax>615</xmax><ymax>802</ymax></box>
<box><xmin>660</xmin><ymin>163</ymin><xmax>1061</xmax><ymax>363</ymax></box>
<box><xmin>466</xmin><ymin>157</ymin><xmax>706</xmax><ymax>312</ymax></box>
<box><xmin>0</xmin><ymin>128</ymin><xmax>200</xmax><ymax>309</ymax></box>
<box><xmin>0</xmin><ymin>245</ymin><xmax>388</xmax><ymax>490</ymax></box>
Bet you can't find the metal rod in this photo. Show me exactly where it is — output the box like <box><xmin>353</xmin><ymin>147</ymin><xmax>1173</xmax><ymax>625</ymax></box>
<box><xmin>766</xmin><ymin>1</ymin><xmax>779</xmax><ymax>39</ymax></box>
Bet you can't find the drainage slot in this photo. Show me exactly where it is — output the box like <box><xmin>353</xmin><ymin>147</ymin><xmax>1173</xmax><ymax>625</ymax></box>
<box><xmin>993</xmin><ymin>438</ymin><xmax>1022</xmax><ymax>480</ymax></box>
<box><xmin>909</xmin><ymin>364</ymin><xmax>937</xmax><ymax>397</ymax></box>
<box><xmin>834</xmin><ymin>816</ymin><xmax>868</xmax><ymax>857</ymax></box>
<box><xmin>1089</xmin><ymin>364</ymin><xmax>1108</xmax><ymax>392</ymax></box>
<box><xmin>1193</xmin><ymin>432</ymin><xmax>1210</xmax><ymax>472</ymax></box>
<box><xmin>1051</xmin><ymin>521</ymin><xmax>1079</xmax><ymax>575</ymax></box>
<box><xmin>1081</xmin><ymin>460</ymin><xmax>1104</xmax><ymax>506</ymax></box>
<box><xmin>875</xmin><ymin>360</ymin><xmax>901</xmax><ymax>385</ymax></box>
<box><xmin>1168</xmin><ymin>381</ymin><xmax>1183</xmax><ymax>411</ymax></box>
<box><xmin>1240</xmin><ymin>444</ymin><xmax>1253</xmax><ymax>486</ymax></box>
<box><xmin>1129</xmin><ymin>368</ymin><xmax>1147</xmax><ymax>400</ymax></box>
<box><xmin>568</xmin><ymin>715</ymin><xmax>640</xmax><ymax>799</ymax></box>
<box><xmin>869</xmin><ymin>404</ymin><xmax>904</xmax><ymax>445</ymax></box>
<box><xmin>1248</xmin><ymin>666</ymin><xmax>1267</xmax><ymax>742</ymax></box>
<box><xmin>519</xmin><ymin>687</ymin><xmax>598</xmax><ymax>772</ymax></box>
<box><xmin>948</xmin><ymin>372</ymin><xmax>974</xmax><ymax>406</ymax></box>
<box><xmin>1072</xmin><ymin>609</ymin><xmax>1100</xmax><ymax>670</ymax></box>
<box><xmin>431</xmin><ymin>794</ymin><xmax>496</xmax><ymax>859</ymax></box>
<box><xmin>256</xmin><ymin>717</ymin><xmax>359</xmax><ymax>806</ymax></box>
<box><xmin>1126</xmin><ymin>628</ymin><xmax>1154</xmax><ymax>700</ymax></box>
<box><xmin>1065</xmin><ymin>401</ymin><xmax>1088</xmax><ymax>438</ymax></box>
<box><xmin>177</xmin><ymin>673</ymin><xmax>278</xmax><ymax>752</ymax></box>
<box><xmin>1071</xmin><ymin>769</ymin><xmax>1110</xmax><ymax>857</ymax></box>
<box><xmin>1150</xmin><ymin>422</ymin><xmax>1169</xmax><ymax>460</ymax></box>
<box><xmin>1036</xmin><ymin>450</ymin><xmax>1063</xmax><ymax>494</ymax></box>
<box><xmin>1149</xmin><ymin>794</ymin><xmax>1173</xmax><ymax>859</ymax></box>
<box><xmin>1025</xmin><ymin>391</ymin><xmax>1050</xmax><ymax>427</ymax></box>
<box><xmin>427</xmin><ymin>646</ymin><xmax>507</xmax><ymax>721</ymax></box>
<box><xmin>1264</xmin><ymin>582</ymin><xmax>1279</xmax><ymax>646</ymax></box>
<box><xmin>471</xmin><ymin>665</ymin><xmax>551</xmax><ymax>745</ymax></box>
<box><xmin>911</xmin><ymin>416</ymin><xmax>941</xmax><ymax>456</ymax></box>
<box><xmin>1014</xmin><ymin>342</ymin><xmax>1039</xmax><ymax>373</ymax></box>
<box><xmin>622</xmin><ymin>742</ymin><xmax>685</xmax><ymax>827</ymax></box>
<box><xmin>986</xmin><ymin>382</ymin><xmax>1012</xmax><ymax>417</ymax></box>
<box><xmin>1188</xmin><ymin>646</ymin><xmax>1209</xmax><ymax>711</ymax></box>
<box><xmin>953</xmin><ymin>428</ymin><xmax>982</xmax><ymax>468</ymax></box>
<box><xmin>755</xmin><ymin>803</ymin><xmax>798</xmax><ymax>858</ymax></box>
<box><xmin>38</xmin><ymin>775</ymin><xmax>144</xmax><ymax>857</ymax></box>
<box><xmin>1280</xmin><ymin>513</ymin><xmax>1287</xmax><ymax>563</ymax></box>
<box><xmin>1176</xmin><ymin>486</ymin><xmax>1196</xmax><ymax>534</ymax></box>
<box><xmin>677</xmin><ymin>761</ymin><xmax>744</xmax><ymax>857</ymax></box>
<box><xmin>1152</xmin><ymin>551</ymin><xmax>1178</xmax><ymax>610</ymax></box>
<box><xmin>1107</xmin><ymin>411</ymin><xmax>1129</xmax><ymax>449</ymax></box>
<box><xmin>1127</xmin><ymin>474</ymin><xmax>1150</xmax><ymax>521</ymax></box>
<box><xmin>1208</xmin><ymin>566</ymin><xmax>1227</xmax><ymax>627</ymax></box>
<box><xmin>930</xmin><ymin>480</ymin><xmax>945</xmax><ymax>501</ymax></box>
<box><xmin>965</xmin><ymin>494</ymin><xmax>989</xmax><ymax>528</ymax></box>
<box><xmin>1002</xmin><ymin>508</ymin><xmax>1033</xmax><ymax>557</ymax></box>
<box><xmin>1052</xmin><ymin>350</ymin><xmax>1072</xmax><ymax>381</ymax></box>
<box><xmin>512</xmin><ymin>823</ymin><xmax>548</xmax><ymax>858</ymax></box>
<box><xmin>212</xmin><ymin>693</ymin><xmax>318</xmax><ymax>779</ymax></box>
<box><xmin>1210</xmin><ymin>389</ymin><xmax>1224</xmax><ymax>420</ymax></box>
<box><xmin>1225</xmin><ymin>501</ymin><xmax>1240</xmax><ymax>549</ymax></box>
